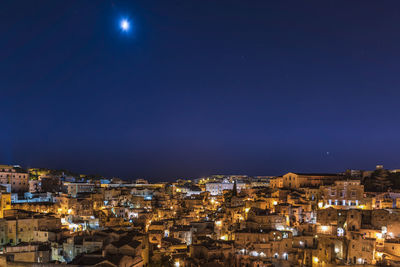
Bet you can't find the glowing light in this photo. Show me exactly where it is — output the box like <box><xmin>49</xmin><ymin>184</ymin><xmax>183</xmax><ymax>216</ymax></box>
<box><xmin>337</xmin><ymin>227</ymin><xmax>344</xmax><ymax>237</ymax></box>
<box><xmin>321</xmin><ymin>225</ymin><xmax>329</xmax><ymax>232</ymax></box>
<box><xmin>245</xmin><ymin>207</ymin><xmax>250</xmax><ymax>213</ymax></box>
<box><xmin>174</xmin><ymin>261</ymin><xmax>180</xmax><ymax>267</ymax></box>
<box><xmin>313</xmin><ymin>257</ymin><xmax>319</xmax><ymax>263</ymax></box>
<box><xmin>273</xmin><ymin>201</ymin><xmax>278</xmax><ymax>205</ymax></box>
<box><xmin>250</xmin><ymin>251</ymin><xmax>259</xmax><ymax>257</ymax></box>
<box><xmin>318</xmin><ymin>202</ymin><xmax>323</xmax><ymax>208</ymax></box>
<box><xmin>120</xmin><ymin>19</ymin><xmax>130</xmax><ymax>31</ymax></box>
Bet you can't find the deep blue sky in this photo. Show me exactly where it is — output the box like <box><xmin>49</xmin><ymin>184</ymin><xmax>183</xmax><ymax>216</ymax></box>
<box><xmin>1</xmin><ymin>1</ymin><xmax>400</xmax><ymax>180</ymax></box>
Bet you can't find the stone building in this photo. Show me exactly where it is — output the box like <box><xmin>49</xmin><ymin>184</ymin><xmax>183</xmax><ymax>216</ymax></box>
<box><xmin>320</xmin><ymin>180</ymin><xmax>365</xmax><ymax>209</ymax></box>
<box><xmin>283</xmin><ymin>172</ymin><xmax>340</xmax><ymax>189</ymax></box>
<box><xmin>0</xmin><ymin>165</ymin><xmax>29</xmax><ymax>193</ymax></box>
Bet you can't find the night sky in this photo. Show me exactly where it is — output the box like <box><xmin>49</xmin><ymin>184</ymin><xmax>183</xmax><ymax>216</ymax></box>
<box><xmin>2</xmin><ymin>1</ymin><xmax>400</xmax><ymax>180</ymax></box>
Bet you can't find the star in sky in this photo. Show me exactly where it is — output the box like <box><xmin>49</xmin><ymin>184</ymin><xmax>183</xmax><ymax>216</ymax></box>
<box><xmin>120</xmin><ymin>19</ymin><xmax>130</xmax><ymax>31</ymax></box>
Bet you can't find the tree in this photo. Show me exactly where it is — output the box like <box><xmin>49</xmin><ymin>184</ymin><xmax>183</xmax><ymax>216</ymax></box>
<box><xmin>389</xmin><ymin>172</ymin><xmax>400</xmax><ymax>190</ymax></box>
<box><xmin>232</xmin><ymin>180</ymin><xmax>237</xmax><ymax>196</ymax></box>
<box><xmin>364</xmin><ymin>169</ymin><xmax>392</xmax><ymax>192</ymax></box>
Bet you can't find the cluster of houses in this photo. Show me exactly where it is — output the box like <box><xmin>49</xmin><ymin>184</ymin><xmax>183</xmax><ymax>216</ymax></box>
<box><xmin>0</xmin><ymin>164</ymin><xmax>399</xmax><ymax>266</ymax></box>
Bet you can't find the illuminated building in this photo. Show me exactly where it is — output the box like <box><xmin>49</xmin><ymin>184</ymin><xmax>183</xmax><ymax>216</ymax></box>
<box><xmin>0</xmin><ymin>165</ymin><xmax>29</xmax><ymax>193</ymax></box>
<box><xmin>320</xmin><ymin>180</ymin><xmax>365</xmax><ymax>209</ymax></box>
<box><xmin>205</xmin><ymin>179</ymin><xmax>246</xmax><ymax>195</ymax></box>
<box><xmin>283</xmin><ymin>172</ymin><xmax>340</xmax><ymax>189</ymax></box>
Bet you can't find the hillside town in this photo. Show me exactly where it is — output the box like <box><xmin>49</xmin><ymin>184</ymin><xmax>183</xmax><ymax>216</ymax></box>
<box><xmin>0</xmin><ymin>164</ymin><xmax>400</xmax><ymax>267</ymax></box>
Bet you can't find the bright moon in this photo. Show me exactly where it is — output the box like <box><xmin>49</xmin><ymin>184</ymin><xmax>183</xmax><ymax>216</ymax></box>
<box><xmin>120</xmin><ymin>19</ymin><xmax>130</xmax><ymax>31</ymax></box>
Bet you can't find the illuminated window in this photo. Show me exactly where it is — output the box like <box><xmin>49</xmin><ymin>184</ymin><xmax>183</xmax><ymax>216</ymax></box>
<box><xmin>337</xmin><ymin>228</ymin><xmax>344</xmax><ymax>237</ymax></box>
